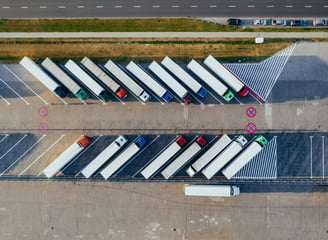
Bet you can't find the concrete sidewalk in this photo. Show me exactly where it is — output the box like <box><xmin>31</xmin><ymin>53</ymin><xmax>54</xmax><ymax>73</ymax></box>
<box><xmin>0</xmin><ymin>32</ymin><xmax>328</xmax><ymax>38</ymax></box>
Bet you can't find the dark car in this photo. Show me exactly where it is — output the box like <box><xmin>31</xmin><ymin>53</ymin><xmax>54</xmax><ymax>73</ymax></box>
<box><xmin>227</xmin><ymin>18</ymin><xmax>241</xmax><ymax>26</ymax></box>
<box><xmin>290</xmin><ymin>20</ymin><xmax>305</xmax><ymax>26</ymax></box>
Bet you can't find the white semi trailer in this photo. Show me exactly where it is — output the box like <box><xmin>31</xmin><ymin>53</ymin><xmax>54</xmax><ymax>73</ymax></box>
<box><xmin>202</xmin><ymin>136</ymin><xmax>248</xmax><ymax>179</ymax></box>
<box><xmin>184</xmin><ymin>185</ymin><xmax>240</xmax><ymax>197</ymax></box>
<box><xmin>161</xmin><ymin>136</ymin><xmax>206</xmax><ymax>179</ymax></box>
<box><xmin>141</xmin><ymin>136</ymin><xmax>187</xmax><ymax>179</ymax></box>
<box><xmin>126</xmin><ymin>61</ymin><xmax>173</xmax><ymax>103</ymax></box>
<box><xmin>100</xmin><ymin>136</ymin><xmax>147</xmax><ymax>179</ymax></box>
<box><xmin>104</xmin><ymin>60</ymin><xmax>151</xmax><ymax>102</ymax></box>
<box><xmin>20</xmin><ymin>56</ymin><xmax>67</xmax><ymax>98</ymax></box>
<box><xmin>81</xmin><ymin>136</ymin><xmax>127</xmax><ymax>178</ymax></box>
<box><xmin>43</xmin><ymin>136</ymin><xmax>91</xmax><ymax>178</ymax></box>
<box><xmin>80</xmin><ymin>57</ymin><xmax>128</xmax><ymax>99</ymax></box>
<box><xmin>161</xmin><ymin>56</ymin><xmax>208</xmax><ymax>98</ymax></box>
<box><xmin>64</xmin><ymin>59</ymin><xmax>111</xmax><ymax>101</ymax></box>
<box><xmin>187</xmin><ymin>59</ymin><xmax>234</xmax><ymax>102</ymax></box>
<box><xmin>186</xmin><ymin>134</ymin><xmax>232</xmax><ymax>177</ymax></box>
<box><xmin>41</xmin><ymin>57</ymin><xmax>89</xmax><ymax>100</ymax></box>
<box><xmin>148</xmin><ymin>61</ymin><xmax>193</xmax><ymax>104</ymax></box>
<box><xmin>222</xmin><ymin>135</ymin><xmax>268</xmax><ymax>179</ymax></box>
<box><xmin>203</xmin><ymin>55</ymin><xmax>249</xmax><ymax>97</ymax></box>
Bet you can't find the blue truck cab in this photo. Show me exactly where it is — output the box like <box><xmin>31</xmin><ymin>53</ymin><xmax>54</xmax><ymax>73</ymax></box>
<box><xmin>135</xmin><ymin>136</ymin><xmax>147</xmax><ymax>148</ymax></box>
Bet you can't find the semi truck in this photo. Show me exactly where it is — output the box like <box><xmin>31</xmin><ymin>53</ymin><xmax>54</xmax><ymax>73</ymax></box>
<box><xmin>126</xmin><ymin>61</ymin><xmax>173</xmax><ymax>103</ymax></box>
<box><xmin>81</xmin><ymin>136</ymin><xmax>127</xmax><ymax>178</ymax></box>
<box><xmin>100</xmin><ymin>136</ymin><xmax>147</xmax><ymax>179</ymax></box>
<box><xmin>161</xmin><ymin>56</ymin><xmax>208</xmax><ymax>98</ymax></box>
<box><xmin>148</xmin><ymin>61</ymin><xmax>193</xmax><ymax>104</ymax></box>
<box><xmin>186</xmin><ymin>134</ymin><xmax>232</xmax><ymax>177</ymax></box>
<box><xmin>43</xmin><ymin>136</ymin><xmax>91</xmax><ymax>178</ymax></box>
<box><xmin>203</xmin><ymin>55</ymin><xmax>249</xmax><ymax>97</ymax></box>
<box><xmin>64</xmin><ymin>60</ymin><xmax>111</xmax><ymax>101</ymax></box>
<box><xmin>141</xmin><ymin>136</ymin><xmax>187</xmax><ymax>179</ymax></box>
<box><xmin>104</xmin><ymin>60</ymin><xmax>151</xmax><ymax>102</ymax></box>
<box><xmin>80</xmin><ymin>57</ymin><xmax>128</xmax><ymax>99</ymax></box>
<box><xmin>20</xmin><ymin>56</ymin><xmax>66</xmax><ymax>98</ymax></box>
<box><xmin>222</xmin><ymin>135</ymin><xmax>268</xmax><ymax>179</ymax></box>
<box><xmin>161</xmin><ymin>136</ymin><xmax>207</xmax><ymax>179</ymax></box>
<box><xmin>202</xmin><ymin>136</ymin><xmax>248</xmax><ymax>179</ymax></box>
<box><xmin>184</xmin><ymin>185</ymin><xmax>240</xmax><ymax>197</ymax></box>
<box><xmin>41</xmin><ymin>58</ymin><xmax>89</xmax><ymax>100</ymax></box>
<box><xmin>187</xmin><ymin>59</ymin><xmax>234</xmax><ymax>102</ymax></box>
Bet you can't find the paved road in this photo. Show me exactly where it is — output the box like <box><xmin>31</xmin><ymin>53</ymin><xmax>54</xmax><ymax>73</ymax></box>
<box><xmin>1</xmin><ymin>32</ymin><xmax>328</xmax><ymax>38</ymax></box>
<box><xmin>0</xmin><ymin>0</ymin><xmax>327</xmax><ymax>18</ymax></box>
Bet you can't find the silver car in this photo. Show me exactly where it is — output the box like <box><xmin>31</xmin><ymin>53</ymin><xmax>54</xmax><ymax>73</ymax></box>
<box><xmin>272</xmin><ymin>19</ymin><xmax>287</xmax><ymax>26</ymax></box>
<box><xmin>313</xmin><ymin>19</ymin><xmax>327</xmax><ymax>26</ymax></box>
<box><xmin>254</xmin><ymin>19</ymin><xmax>267</xmax><ymax>25</ymax></box>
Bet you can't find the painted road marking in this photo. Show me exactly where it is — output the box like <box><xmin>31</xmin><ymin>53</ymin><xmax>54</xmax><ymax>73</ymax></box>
<box><xmin>152</xmin><ymin>5</ymin><xmax>160</xmax><ymax>8</ymax></box>
<box><xmin>58</xmin><ymin>6</ymin><xmax>66</xmax><ymax>8</ymax></box>
<box><xmin>310</xmin><ymin>136</ymin><xmax>313</xmax><ymax>179</ymax></box>
<box><xmin>115</xmin><ymin>5</ymin><xmax>122</xmax><ymax>8</ymax></box>
<box><xmin>0</xmin><ymin>135</ymin><xmax>28</xmax><ymax>161</ymax></box>
<box><xmin>246</xmin><ymin>123</ymin><xmax>257</xmax><ymax>133</ymax></box>
<box><xmin>209</xmin><ymin>5</ymin><xmax>217</xmax><ymax>8</ymax></box>
<box><xmin>229</xmin><ymin>5</ymin><xmax>236</xmax><ymax>8</ymax></box>
<box><xmin>0</xmin><ymin>134</ymin><xmax>9</xmax><ymax>144</ymax></box>
<box><xmin>248</xmin><ymin>5</ymin><xmax>255</xmax><ymax>7</ymax></box>
<box><xmin>2</xmin><ymin>6</ymin><xmax>10</xmax><ymax>9</ymax></box>
<box><xmin>133</xmin><ymin>5</ymin><xmax>141</xmax><ymax>8</ymax></box>
<box><xmin>0</xmin><ymin>77</ymin><xmax>29</xmax><ymax>105</ymax></box>
<box><xmin>40</xmin><ymin>6</ymin><xmax>47</xmax><ymax>8</ymax></box>
<box><xmin>21</xmin><ymin>6</ymin><xmax>28</xmax><ymax>9</ymax></box>
<box><xmin>24</xmin><ymin>135</ymin><xmax>65</xmax><ymax>176</ymax></box>
<box><xmin>246</xmin><ymin>107</ymin><xmax>257</xmax><ymax>118</ymax></box>
<box><xmin>77</xmin><ymin>6</ymin><xmax>85</xmax><ymax>8</ymax></box>
<box><xmin>266</xmin><ymin>5</ymin><xmax>274</xmax><ymax>7</ymax></box>
<box><xmin>0</xmin><ymin>135</ymin><xmax>46</xmax><ymax>176</ymax></box>
<box><xmin>38</xmin><ymin>107</ymin><xmax>48</xmax><ymax>117</ymax></box>
<box><xmin>322</xmin><ymin>136</ymin><xmax>325</xmax><ymax>178</ymax></box>
<box><xmin>285</xmin><ymin>5</ymin><xmax>293</xmax><ymax>8</ymax></box>
<box><xmin>57</xmin><ymin>135</ymin><xmax>103</xmax><ymax>176</ymax></box>
<box><xmin>304</xmin><ymin>5</ymin><xmax>312</xmax><ymax>8</ymax></box>
<box><xmin>2</xmin><ymin>65</ymin><xmax>49</xmax><ymax>105</ymax></box>
<box><xmin>38</xmin><ymin>122</ymin><xmax>48</xmax><ymax>133</ymax></box>
<box><xmin>190</xmin><ymin>5</ymin><xmax>198</xmax><ymax>8</ymax></box>
<box><xmin>96</xmin><ymin>6</ymin><xmax>103</xmax><ymax>8</ymax></box>
<box><xmin>171</xmin><ymin>5</ymin><xmax>179</xmax><ymax>8</ymax></box>
<box><xmin>0</xmin><ymin>94</ymin><xmax>10</xmax><ymax>105</ymax></box>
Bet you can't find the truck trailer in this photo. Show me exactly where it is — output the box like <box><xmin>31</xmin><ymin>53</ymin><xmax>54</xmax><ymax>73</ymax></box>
<box><xmin>100</xmin><ymin>136</ymin><xmax>147</xmax><ymax>179</ymax></box>
<box><xmin>202</xmin><ymin>136</ymin><xmax>248</xmax><ymax>179</ymax></box>
<box><xmin>184</xmin><ymin>185</ymin><xmax>240</xmax><ymax>197</ymax></box>
<box><xmin>187</xmin><ymin>59</ymin><xmax>234</xmax><ymax>102</ymax></box>
<box><xmin>81</xmin><ymin>136</ymin><xmax>127</xmax><ymax>178</ymax></box>
<box><xmin>20</xmin><ymin>56</ymin><xmax>66</xmax><ymax>98</ymax></box>
<box><xmin>80</xmin><ymin>57</ymin><xmax>127</xmax><ymax>99</ymax></box>
<box><xmin>104</xmin><ymin>60</ymin><xmax>151</xmax><ymax>102</ymax></box>
<box><xmin>222</xmin><ymin>135</ymin><xmax>268</xmax><ymax>179</ymax></box>
<box><xmin>148</xmin><ymin>61</ymin><xmax>193</xmax><ymax>104</ymax></box>
<box><xmin>64</xmin><ymin>59</ymin><xmax>111</xmax><ymax>101</ymax></box>
<box><xmin>141</xmin><ymin>136</ymin><xmax>187</xmax><ymax>179</ymax></box>
<box><xmin>43</xmin><ymin>136</ymin><xmax>91</xmax><ymax>178</ymax></box>
<box><xmin>186</xmin><ymin>134</ymin><xmax>232</xmax><ymax>177</ymax></box>
<box><xmin>203</xmin><ymin>55</ymin><xmax>249</xmax><ymax>97</ymax></box>
<box><xmin>161</xmin><ymin>56</ymin><xmax>208</xmax><ymax>98</ymax></box>
<box><xmin>161</xmin><ymin>136</ymin><xmax>207</xmax><ymax>179</ymax></box>
<box><xmin>41</xmin><ymin>58</ymin><xmax>89</xmax><ymax>100</ymax></box>
<box><xmin>126</xmin><ymin>61</ymin><xmax>173</xmax><ymax>103</ymax></box>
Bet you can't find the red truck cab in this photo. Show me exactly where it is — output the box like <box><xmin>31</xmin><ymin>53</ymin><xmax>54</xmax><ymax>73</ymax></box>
<box><xmin>176</xmin><ymin>136</ymin><xmax>187</xmax><ymax>147</ymax></box>
<box><xmin>77</xmin><ymin>136</ymin><xmax>92</xmax><ymax>148</ymax></box>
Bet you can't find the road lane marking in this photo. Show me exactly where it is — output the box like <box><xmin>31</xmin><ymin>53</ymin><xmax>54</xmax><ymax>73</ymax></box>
<box><xmin>229</xmin><ymin>5</ymin><xmax>236</xmax><ymax>8</ymax></box>
<box><xmin>152</xmin><ymin>5</ymin><xmax>160</xmax><ymax>8</ymax></box>
<box><xmin>209</xmin><ymin>5</ymin><xmax>217</xmax><ymax>8</ymax></box>
<box><xmin>190</xmin><ymin>5</ymin><xmax>198</xmax><ymax>8</ymax></box>
<box><xmin>0</xmin><ymin>135</ymin><xmax>46</xmax><ymax>176</ymax></box>
<box><xmin>0</xmin><ymin>94</ymin><xmax>10</xmax><ymax>105</ymax></box>
<box><xmin>2</xmin><ymin>65</ymin><xmax>49</xmax><ymax>105</ymax></box>
<box><xmin>58</xmin><ymin>6</ymin><xmax>66</xmax><ymax>8</ymax></box>
<box><xmin>171</xmin><ymin>5</ymin><xmax>179</xmax><ymax>8</ymax></box>
<box><xmin>2</xmin><ymin>6</ymin><xmax>10</xmax><ymax>9</ymax></box>
<box><xmin>77</xmin><ymin>6</ymin><xmax>85</xmax><ymax>8</ymax></box>
<box><xmin>248</xmin><ymin>5</ymin><xmax>255</xmax><ymax>8</ymax></box>
<box><xmin>310</xmin><ymin>136</ymin><xmax>313</xmax><ymax>179</ymax></box>
<box><xmin>134</xmin><ymin>5</ymin><xmax>141</xmax><ymax>8</ymax></box>
<box><xmin>304</xmin><ymin>5</ymin><xmax>312</xmax><ymax>8</ymax></box>
<box><xmin>285</xmin><ymin>5</ymin><xmax>293</xmax><ymax>8</ymax></box>
<box><xmin>0</xmin><ymin>77</ymin><xmax>29</xmax><ymax>105</ymax></box>
<box><xmin>266</xmin><ymin>5</ymin><xmax>274</xmax><ymax>8</ymax></box>
<box><xmin>40</xmin><ymin>6</ymin><xmax>47</xmax><ymax>9</ymax></box>
<box><xmin>96</xmin><ymin>6</ymin><xmax>103</xmax><ymax>8</ymax></box>
<box><xmin>322</xmin><ymin>136</ymin><xmax>325</xmax><ymax>178</ymax></box>
<box><xmin>25</xmin><ymin>135</ymin><xmax>65</xmax><ymax>177</ymax></box>
<box><xmin>21</xmin><ymin>6</ymin><xmax>28</xmax><ymax>9</ymax></box>
<box><xmin>324</xmin><ymin>6</ymin><xmax>328</xmax><ymax>8</ymax></box>
<box><xmin>0</xmin><ymin>135</ymin><xmax>27</xmax><ymax>161</ymax></box>
<box><xmin>115</xmin><ymin>5</ymin><xmax>122</xmax><ymax>8</ymax></box>
<box><xmin>57</xmin><ymin>135</ymin><xmax>103</xmax><ymax>176</ymax></box>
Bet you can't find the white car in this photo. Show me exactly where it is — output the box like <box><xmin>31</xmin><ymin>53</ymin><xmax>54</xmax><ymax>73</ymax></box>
<box><xmin>313</xmin><ymin>19</ymin><xmax>327</xmax><ymax>26</ymax></box>
<box><xmin>254</xmin><ymin>19</ymin><xmax>267</xmax><ymax>25</ymax></box>
<box><xmin>272</xmin><ymin>19</ymin><xmax>287</xmax><ymax>26</ymax></box>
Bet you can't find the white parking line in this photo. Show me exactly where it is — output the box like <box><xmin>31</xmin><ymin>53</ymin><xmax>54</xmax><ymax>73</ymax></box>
<box><xmin>0</xmin><ymin>94</ymin><xmax>10</xmax><ymax>105</ymax></box>
<box><xmin>2</xmin><ymin>6</ymin><xmax>10</xmax><ymax>9</ymax></box>
<box><xmin>29</xmin><ymin>135</ymin><xmax>65</xmax><ymax>177</ymax></box>
<box><xmin>190</xmin><ymin>5</ymin><xmax>198</xmax><ymax>8</ymax></box>
<box><xmin>188</xmin><ymin>91</ymin><xmax>203</xmax><ymax>105</ymax></box>
<box><xmin>152</xmin><ymin>5</ymin><xmax>160</xmax><ymax>8</ymax></box>
<box><xmin>304</xmin><ymin>5</ymin><xmax>312</xmax><ymax>8</ymax></box>
<box><xmin>134</xmin><ymin>5</ymin><xmax>141</xmax><ymax>8</ymax></box>
<box><xmin>171</xmin><ymin>5</ymin><xmax>179</xmax><ymax>8</ymax></box>
<box><xmin>233</xmin><ymin>95</ymin><xmax>243</xmax><ymax>105</ymax></box>
<box><xmin>21</xmin><ymin>6</ymin><xmax>29</xmax><ymax>9</ymax></box>
<box><xmin>322</xmin><ymin>136</ymin><xmax>325</xmax><ymax>178</ymax></box>
<box><xmin>266</xmin><ymin>5</ymin><xmax>274</xmax><ymax>8</ymax></box>
<box><xmin>229</xmin><ymin>5</ymin><xmax>236</xmax><ymax>8</ymax></box>
<box><xmin>310</xmin><ymin>136</ymin><xmax>313</xmax><ymax>179</ymax></box>
<box><xmin>40</xmin><ymin>6</ymin><xmax>47</xmax><ymax>9</ymax></box>
<box><xmin>2</xmin><ymin>65</ymin><xmax>49</xmax><ymax>105</ymax></box>
<box><xmin>58</xmin><ymin>6</ymin><xmax>66</xmax><ymax>8</ymax></box>
<box><xmin>209</xmin><ymin>5</ymin><xmax>217</xmax><ymax>8</ymax></box>
<box><xmin>0</xmin><ymin>134</ymin><xmax>27</xmax><ymax>161</ymax></box>
<box><xmin>206</xmin><ymin>89</ymin><xmax>223</xmax><ymax>105</ymax></box>
<box><xmin>0</xmin><ymin>134</ymin><xmax>9</xmax><ymax>144</ymax></box>
<box><xmin>0</xmin><ymin>77</ymin><xmax>29</xmax><ymax>105</ymax></box>
<box><xmin>324</xmin><ymin>6</ymin><xmax>328</xmax><ymax>8</ymax></box>
<box><xmin>0</xmin><ymin>135</ymin><xmax>46</xmax><ymax>176</ymax></box>
<box><xmin>115</xmin><ymin>5</ymin><xmax>122</xmax><ymax>8</ymax></box>
<box><xmin>285</xmin><ymin>5</ymin><xmax>293</xmax><ymax>8</ymax></box>
<box><xmin>248</xmin><ymin>5</ymin><xmax>255</xmax><ymax>8</ymax></box>
<box><xmin>96</xmin><ymin>6</ymin><xmax>103</xmax><ymax>8</ymax></box>
<box><xmin>77</xmin><ymin>6</ymin><xmax>85</xmax><ymax>8</ymax></box>
<box><xmin>56</xmin><ymin>135</ymin><xmax>103</xmax><ymax>176</ymax></box>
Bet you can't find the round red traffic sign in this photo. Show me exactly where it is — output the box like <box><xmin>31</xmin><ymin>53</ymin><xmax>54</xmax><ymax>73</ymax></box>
<box><xmin>246</xmin><ymin>123</ymin><xmax>257</xmax><ymax>133</ymax></box>
<box><xmin>246</xmin><ymin>107</ymin><xmax>256</xmax><ymax>118</ymax></box>
<box><xmin>38</xmin><ymin>122</ymin><xmax>48</xmax><ymax>132</ymax></box>
<box><xmin>38</xmin><ymin>107</ymin><xmax>48</xmax><ymax>117</ymax></box>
